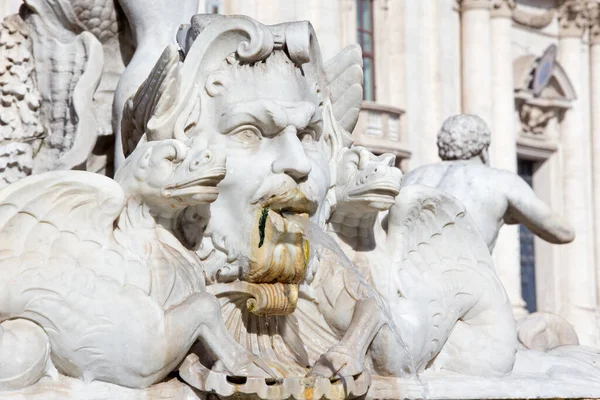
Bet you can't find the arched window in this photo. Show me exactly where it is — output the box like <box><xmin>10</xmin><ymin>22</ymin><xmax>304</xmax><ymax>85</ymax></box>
<box><xmin>357</xmin><ymin>0</ymin><xmax>375</xmax><ymax>101</ymax></box>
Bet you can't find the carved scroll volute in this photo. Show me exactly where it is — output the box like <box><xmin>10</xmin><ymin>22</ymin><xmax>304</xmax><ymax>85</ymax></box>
<box><xmin>142</xmin><ymin>15</ymin><xmax>276</xmax><ymax>146</ymax></box>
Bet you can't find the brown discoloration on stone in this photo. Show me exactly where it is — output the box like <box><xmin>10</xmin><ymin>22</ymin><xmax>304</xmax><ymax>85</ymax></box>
<box><xmin>246</xmin><ymin>282</ymin><xmax>299</xmax><ymax>316</ymax></box>
<box><xmin>247</xmin><ymin>189</ymin><xmax>312</xmax><ymax>285</ymax></box>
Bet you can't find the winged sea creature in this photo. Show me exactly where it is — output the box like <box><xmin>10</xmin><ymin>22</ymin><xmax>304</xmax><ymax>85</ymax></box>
<box><xmin>0</xmin><ymin>136</ymin><xmax>272</xmax><ymax>391</ymax></box>
<box><xmin>311</xmin><ymin>147</ymin><xmax>518</xmax><ymax>380</ymax></box>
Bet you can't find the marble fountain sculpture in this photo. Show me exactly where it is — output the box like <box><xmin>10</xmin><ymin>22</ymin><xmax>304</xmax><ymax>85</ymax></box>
<box><xmin>0</xmin><ymin>0</ymin><xmax>197</xmax><ymax>184</ymax></box>
<box><xmin>1</xmin><ymin>12</ymin><xmax>600</xmax><ymax>400</ymax></box>
<box><xmin>401</xmin><ymin>114</ymin><xmax>581</xmax><ymax>352</ymax></box>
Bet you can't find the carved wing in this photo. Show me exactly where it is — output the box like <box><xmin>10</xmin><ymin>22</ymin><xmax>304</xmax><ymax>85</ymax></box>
<box><xmin>383</xmin><ymin>184</ymin><xmax>495</xmax><ymax>295</ymax></box>
<box><xmin>0</xmin><ymin>171</ymin><xmax>128</xmax><ymax>279</ymax></box>
<box><xmin>121</xmin><ymin>45</ymin><xmax>181</xmax><ymax>158</ymax></box>
<box><xmin>325</xmin><ymin>44</ymin><xmax>363</xmax><ymax>134</ymax></box>
<box><xmin>379</xmin><ymin>185</ymin><xmax>512</xmax><ymax>364</ymax></box>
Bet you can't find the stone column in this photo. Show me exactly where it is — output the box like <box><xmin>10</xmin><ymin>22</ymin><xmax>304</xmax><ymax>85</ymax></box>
<box><xmin>490</xmin><ymin>0</ymin><xmax>528</xmax><ymax>319</ymax></box>
<box><xmin>590</xmin><ymin>0</ymin><xmax>600</xmax><ymax>308</ymax></box>
<box><xmin>459</xmin><ymin>0</ymin><xmax>493</xmax><ymax>127</ymax></box>
<box><xmin>557</xmin><ymin>0</ymin><xmax>597</xmax><ymax>332</ymax></box>
<box><xmin>420</xmin><ymin>0</ymin><xmax>442</xmax><ymax>164</ymax></box>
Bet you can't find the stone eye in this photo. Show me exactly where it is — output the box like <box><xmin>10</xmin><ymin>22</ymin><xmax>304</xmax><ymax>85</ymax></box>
<box><xmin>232</xmin><ymin>126</ymin><xmax>262</xmax><ymax>145</ymax></box>
<box><xmin>298</xmin><ymin>130</ymin><xmax>317</xmax><ymax>147</ymax></box>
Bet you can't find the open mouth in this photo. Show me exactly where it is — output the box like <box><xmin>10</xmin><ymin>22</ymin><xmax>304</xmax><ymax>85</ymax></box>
<box><xmin>265</xmin><ymin>190</ymin><xmax>318</xmax><ymax>217</ymax></box>
<box><xmin>164</xmin><ymin>166</ymin><xmax>226</xmax><ymax>201</ymax></box>
<box><xmin>348</xmin><ymin>180</ymin><xmax>401</xmax><ymax>200</ymax></box>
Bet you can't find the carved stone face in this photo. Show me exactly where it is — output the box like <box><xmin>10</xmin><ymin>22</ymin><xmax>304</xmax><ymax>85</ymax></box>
<box><xmin>200</xmin><ymin>52</ymin><xmax>331</xmax><ymax>286</ymax></box>
<box><xmin>115</xmin><ymin>138</ymin><xmax>226</xmax><ymax>214</ymax></box>
<box><xmin>334</xmin><ymin>146</ymin><xmax>401</xmax><ymax>215</ymax></box>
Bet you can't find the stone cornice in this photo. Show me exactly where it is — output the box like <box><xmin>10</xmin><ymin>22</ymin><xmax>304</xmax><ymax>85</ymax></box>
<box><xmin>459</xmin><ymin>0</ymin><xmax>492</xmax><ymax>12</ymax></box>
<box><xmin>491</xmin><ymin>0</ymin><xmax>515</xmax><ymax>18</ymax></box>
<box><xmin>558</xmin><ymin>0</ymin><xmax>588</xmax><ymax>38</ymax></box>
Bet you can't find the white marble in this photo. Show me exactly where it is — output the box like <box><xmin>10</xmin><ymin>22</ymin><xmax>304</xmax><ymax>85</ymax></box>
<box><xmin>402</xmin><ymin>114</ymin><xmax>575</xmax><ymax>252</ymax></box>
<box><xmin>2</xmin><ymin>10</ymin><xmax>600</xmax><ymax>400</ymax></box>
<box><xmin>459</xmin><ymin>0</ymin><xmax>493</xmax><ymax>127</ymax></box>
<box><xmin>557</xmin><ymin>1</ymin><xmax>598</xmax><ymax>344</ymax></box>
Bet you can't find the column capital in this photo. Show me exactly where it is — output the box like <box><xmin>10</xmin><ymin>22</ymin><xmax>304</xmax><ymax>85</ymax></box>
<box><xmin>459</xmin><ymin>0</ymin><xmax>492</xmax><ymax>12</ymax></box>
<box><xmin>491</xmin><ymin>0</ymin><xmax>515</xmax><ymax>18</ymax></box>
<box><xmin>589</xmin><ymin>1</ymin><xmax>600</xmax><ymax>45</ymax></box>
<box><xmin>558</xmin><ymin>0</ymin><xmax>588</xmax><ymax>38</ymax></box>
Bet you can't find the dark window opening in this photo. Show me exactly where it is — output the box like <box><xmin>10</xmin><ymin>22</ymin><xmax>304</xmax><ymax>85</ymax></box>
<box><xmin>518</xmin><ymin>158</ymin><xmax>537</xmax><ymax>313</ymax></box>
<box><xmin>356</xmin><ymin>0</ymin><xmax>375</xmax><ymax>101</ymax></box>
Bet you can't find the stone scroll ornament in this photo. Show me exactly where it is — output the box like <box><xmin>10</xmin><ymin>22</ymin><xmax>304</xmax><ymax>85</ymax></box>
<box><xmin>1</xmin><ymin>12</ymin><xmax>600</xmax><ymax>400</ymax></box>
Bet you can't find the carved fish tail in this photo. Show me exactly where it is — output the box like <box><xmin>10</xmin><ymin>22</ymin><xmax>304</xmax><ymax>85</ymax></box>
<box><xmin>0</xmin><ymin>319</ymin><xmax>51</xmax><ymax>391</ymax></box>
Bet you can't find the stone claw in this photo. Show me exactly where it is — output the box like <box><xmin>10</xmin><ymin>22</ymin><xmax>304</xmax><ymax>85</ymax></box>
<box><xmin>308</xmin><ymin>344</ymin><xmax>364</xmax><ymax>380</ymax></box>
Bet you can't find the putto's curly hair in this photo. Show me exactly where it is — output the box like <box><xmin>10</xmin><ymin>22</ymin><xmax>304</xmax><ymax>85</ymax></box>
<box><xmin>437</xmin><ymin>114</ymin><xmax>491</xmax><ymax>161</ymax></box>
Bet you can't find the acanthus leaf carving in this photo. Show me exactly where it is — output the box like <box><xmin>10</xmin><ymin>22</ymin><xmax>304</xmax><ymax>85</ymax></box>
<box><xmin>558</xmin><ymin>0</ymin><xmax>589</xmax><ymax>37</ymax></box>
<box><xmin>588</xmin><ymin>0</ymin><xmax>600</xmax><ymax>44</ymax></box>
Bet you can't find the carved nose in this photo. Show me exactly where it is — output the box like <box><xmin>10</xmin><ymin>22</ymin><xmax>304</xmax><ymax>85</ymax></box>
<box><xmin>271</xmin><ymin>129</ymin><xmax>312</xmax><ymax>182</ymax></box>
<box><xmin>189</xmin><ymin>150</ymin><xmax>213</xmax><ymax>172</ymax></box>
<box><xmin>272</xmin><ymin>154</ymin><xmax>312</xmax><ymax>181</ymax></box>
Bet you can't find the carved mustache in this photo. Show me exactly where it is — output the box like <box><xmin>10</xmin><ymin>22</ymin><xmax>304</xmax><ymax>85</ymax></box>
<box><xmin>250</xmin><ymin>177</ymin><xmax>319</xmax><ymax>215</ymax></box>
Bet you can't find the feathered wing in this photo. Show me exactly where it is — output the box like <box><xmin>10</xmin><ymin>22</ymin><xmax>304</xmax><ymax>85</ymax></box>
<box><xmin>325</xmin><ymin>44</ymin><xmax>363</xmax><ymax>135</ymax></box>
<box><xmin>0</xmin><ymin>171</ymin><xmax>133</xmax><ymax>284</ymax></box>
<box><xmin>379</xmin><ymin>185</ymin><xmax>509</xmax><ymax>365</ymax></box>
<box><xmin>121</xmin><ymin>45</ymin><xmax>181</xmax><ymax>158</ymax></box>
<box><xmin>0</xmin><ymin>171</ymin><xmax>158</xmax><ymax>380</ymax></box>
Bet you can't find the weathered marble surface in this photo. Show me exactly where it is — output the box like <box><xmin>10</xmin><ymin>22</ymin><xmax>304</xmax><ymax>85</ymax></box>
<box><xmin>1</xmin><ymin>11</ymin><xmax>600</xmax><ymax>400</ymax></box>
<box><xmin>0</xmin><ymin>0</ymin><xmax>197</xmax><ymax>183</ymax></box>
<box><xmin>401</xmin><ymin>114</ymin><xmax>575</xmax><ymax>252</ymax></box>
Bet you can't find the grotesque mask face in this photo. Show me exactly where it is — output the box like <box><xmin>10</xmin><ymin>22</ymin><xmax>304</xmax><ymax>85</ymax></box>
<box><xmin>198</xmin><ymin>52</ymin><xmax>331</xmax><ymax>286</ymax></box>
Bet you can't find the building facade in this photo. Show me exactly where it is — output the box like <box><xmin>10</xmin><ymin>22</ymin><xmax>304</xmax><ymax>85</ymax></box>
<box><xmin>2</xmin><ymin>0</ymin><xmax>599</xmax><ymax>346</ymax></box>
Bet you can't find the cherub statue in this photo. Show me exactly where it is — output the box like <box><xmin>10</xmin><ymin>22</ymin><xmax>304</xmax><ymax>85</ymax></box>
<box><xmin>401</xmin><ymin>114</ymin><xmax>575</xmax><ymax>251</ymax></box>
<box><xmin>0</xmin><ymin>136</ymin><xmax>270</xmax><ymax>391</ymax></box>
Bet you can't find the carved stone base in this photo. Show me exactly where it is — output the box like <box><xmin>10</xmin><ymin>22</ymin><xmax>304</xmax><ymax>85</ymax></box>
<box><xmin>2</xmin><ymin>365</ymin><xmax>599</xmax><ymax>400</ymax></box>
<box><xmin>0</xmin><ymin>376</ymin><xmax>200</xmax><ymax>400</ymax></box>
<box><xmin>179</xmin><ymin>354</ymin><xmax>371</xmax><ymax>400</ymax></box>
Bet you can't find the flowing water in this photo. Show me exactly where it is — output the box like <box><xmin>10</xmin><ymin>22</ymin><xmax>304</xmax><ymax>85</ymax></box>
<box><xmin>288</xmin><ymin>215</ymin><xmax>429</xmax><ymax>398</ymax></box>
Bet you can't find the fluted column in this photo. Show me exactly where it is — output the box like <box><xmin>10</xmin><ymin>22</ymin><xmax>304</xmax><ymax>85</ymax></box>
<box><xmin>459</xmin><ymin>0</ymin><xmax>493</xmax><ymax>126</ymax></box>
<box><xmin>489</xmin><ymin>0</ymin><xmax>527</xmax><ymax>319</ymax></box>
<box><xmin>557</xmin><ymin>0</ymin><xmax>597</xmax><ymax>337</ymax></box>
<box><xmin>590</xmin><ymin>0</ymin><xmax>600</xmax><ymax>310</ymax></box>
